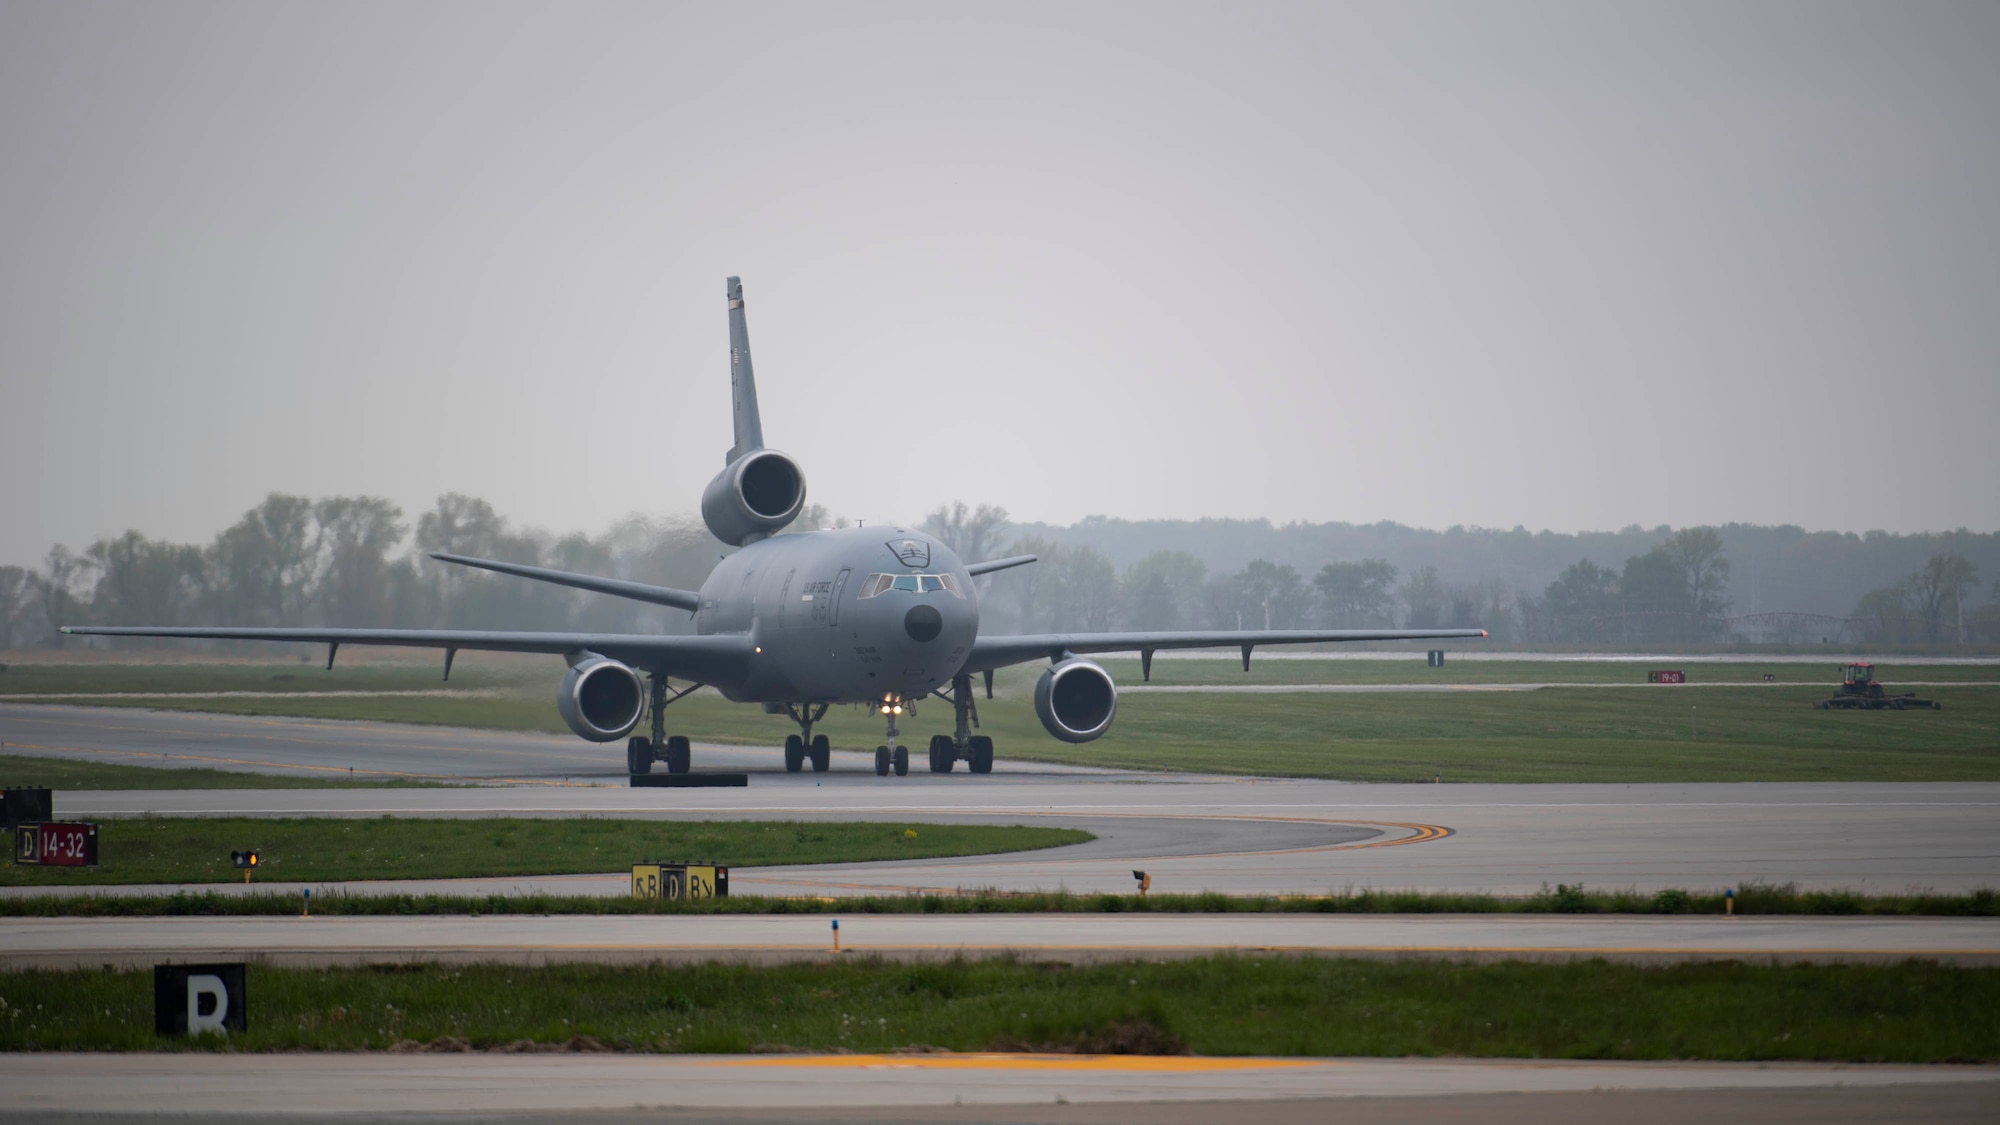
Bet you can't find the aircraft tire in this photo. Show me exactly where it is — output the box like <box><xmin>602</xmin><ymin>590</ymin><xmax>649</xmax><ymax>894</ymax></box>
<box><xmin>928</xmin><ymin>735</ymin><xmax>953</xmax><ymax>774</ymax></box>
<box><xmin>784</xmin><ymin>735</ymin><xmax>805</xmax><ymax>772</ymax></box>
<box><xmin>875</xmin><ymin>746</ymin><xmax>890</xmax><ymax>776</ymax></box>
<box><xmin>810</xmin><ymin>739</ymin><xmax>831</xmax><ymax>772</ymax></box>
<box><xmin>969</xmin><ymin>735</ymin><xmax>994</xmax><ymax>775</ymax></box>
<box><xmin>893</xmin><ymin>745</ymin><xmax>909</xmax><ymax>776</ymax></box>
<box><xmin>666</xmin><ymin>735</ymin><xmax>692</xmax><ymax>774</ymax></box>
<box><xmin>627</xmin><ymin>737</ymin><xmax>651</xmax><ymax>776</ymax></box>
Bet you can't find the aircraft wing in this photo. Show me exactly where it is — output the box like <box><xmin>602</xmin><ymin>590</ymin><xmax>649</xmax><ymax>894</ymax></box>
<box><xmin>59</xmin><ymin>626</ymin><xmax>752</xmax><ymax>683</ymax></box>
<box><xmin>962</xmin><ymin>628</ymin><xmax>1488</xmax><ymax>675</ymax></box>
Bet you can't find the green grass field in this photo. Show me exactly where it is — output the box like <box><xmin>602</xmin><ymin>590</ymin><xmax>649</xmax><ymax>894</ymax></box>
<box><xmin>0</xmin><ymin>818</ymin><xmax>1088</xmax><ymax>887</ymax></box>
<box><xmin>2</xmin><ymin>958</ymin><xmax>1994</xmax><ymax>1060</ymax></box>
<box><xmin>6</xmin><ymin>656</ymin><xmax>1997</xmax><ymax>782</ymax></box>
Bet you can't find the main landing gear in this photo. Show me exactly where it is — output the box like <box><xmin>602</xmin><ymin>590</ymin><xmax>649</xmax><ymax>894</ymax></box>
<box><xmin>783</xmin><ymin>703</ymin><xmax>831</xmax><ymax>773</ymax></box>
<box><xmin>902</xmin><ymin>674</ymin><xmax>994</xmax><ymax>776</ymax></box>
<box><xmin>930</xmin><ymin>672</ymin><xmax>994</xmax><ymax>774</ymax></box>
<box><xmin>628</xmin><ymin>675</ymin><xmax>703</xmax><ymax>776</ymax></box>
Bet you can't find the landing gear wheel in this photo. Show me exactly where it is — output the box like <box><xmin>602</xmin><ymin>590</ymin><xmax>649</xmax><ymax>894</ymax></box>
<box><xmin>875</xmin><ymin>746</ymin><xmax>890</xmax><ymax>776</ymax></box>
<box><xmin>785</xmin><ymin>734</ymin><xmax>805</xmax><ymax>773</ymax></box>
<box><xmin>810</xmin><ymin>737</ymin><xmax>831</xmax><ymax>773</ymax></box>
<box><xmin>666</xmin><ymin>735</ymin><xmax>691</xmax><ymax>774</ymax></box>
<box><xmin>968</xmin><ymin>735</ymin><xmax>994</xmax><ymax>775</ymax></box>
<box><xmin>892</xmin><ymin>745</ymin><xmax>909</xmax><ymax>776</ymax></box>
<box><xmin>928</xmin><ymin>734</ymin><xmax>954</xmax><ymax>774</ymax></box>
<box><xmin>627</xmin><ymin>736</ymin><xmax>652</xmax><ymax>776</ymax></box>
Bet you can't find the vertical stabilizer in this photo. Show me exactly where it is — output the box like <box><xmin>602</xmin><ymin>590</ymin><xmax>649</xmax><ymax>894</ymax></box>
<box><xmin>725</xmin><ymin>276</ymin><xmax>764</xmax><ymax>464</ymax></box>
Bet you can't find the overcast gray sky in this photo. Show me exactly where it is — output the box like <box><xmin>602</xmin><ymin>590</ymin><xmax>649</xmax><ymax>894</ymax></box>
<box><xmin>2</xmin><ymin>1</ymin><xmax>1995</xmax><ymax>567</ymax></box>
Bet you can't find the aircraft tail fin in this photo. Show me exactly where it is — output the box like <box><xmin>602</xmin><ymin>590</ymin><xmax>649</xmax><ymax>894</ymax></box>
<box><xmin>725</xmin><ymin>275</ymin><xmax>764</xmax><ymax>464</ymax></box>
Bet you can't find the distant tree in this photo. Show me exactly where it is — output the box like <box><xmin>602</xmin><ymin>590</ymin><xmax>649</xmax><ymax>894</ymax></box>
<box><xmin>207</xmin><ymin>494</ymin><xmax>320</xmax><ymax>627</ymax></box>
<box><xmin>1618</xmin><ymin>547</ymin><xmax>1694</xmax><ymax>643</ymax></box>
<box><xmin>1212</xmin><ymin>560</ymin><xmax>1309</xmax><ymax>630</ymax></box>
<box><xmin>413</xmin><ymin>494</ymin><xmax>541</xmax><ymax>627</ymax></box>
<box><xmin>1972</xmin><ymin>580</ymin><xmax>2000</xmax><ymax>645</ymax></box>
<box><xmin>1542</xmin><ymin>558</ymin><xmax>1618</xmax><ymax>642</ymax></box>
<box><xmin>1398</xmin><ymin>566</ymin><xmax>1447</xmax><ymax>629</ymax></box>
<box><xmin>921</xmin><ymin>501</ymin><xmax>1009</xmax><ymax>566</ymax></box>
<box><xmin>313</xmin><ymin>496</ymin><xmax>405</xmax><ymax>627</ymax></box>
<box><xmin>40</xmin><ymin>543</ymin><xmax>88</xmax><ymax>640</ymax></box>
<box><xmin>0</xmin><ymin>565</ymin><xmax>41</xmax><ymax>650</ymax></box>
<box><xmin>1664</xmin><ymin>527</ymin><xmax>1732</xmax><ymax>617</ymax></box>
<box><xmin>84</xmin><ymin>531</ymin><xmax>207</xmax><ymax>631</ymax></box>
<box><xmin>1851</xmin><ymin>581</ymin><xmax>1919</xmax><ymax>645</ymax></box>
<box><xmin>1313</xmin><ymin>559</ymin><xmax>1397</xmax><ymax>627</ymax></box>
<box><xmin>1909</xmin><ymin>552</ymin><xmax>1979</xmax><ymax>645</ymax></box>
<box><xmin>1042</xmin><ymin>544</ymin><xmax>1120</xmax><ymax>632</ymax></box>
<box><xmin>1120</xmin><ymin>551</ymin><xmax>1207</xmax><ymax>630</ymax></box>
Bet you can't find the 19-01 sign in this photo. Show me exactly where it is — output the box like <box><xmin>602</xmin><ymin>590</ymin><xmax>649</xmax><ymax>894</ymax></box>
<box><xmin>14</xmin><ymin>822</ymin><xmax>98</xmax><ymax>867</ymax></box>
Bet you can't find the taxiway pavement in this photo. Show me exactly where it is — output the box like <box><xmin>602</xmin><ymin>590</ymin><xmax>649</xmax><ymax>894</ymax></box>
<box><xmin>0</xmin><ymin>1052</ymin><xmax>1992</xmax><ymax>1122</ymax></box>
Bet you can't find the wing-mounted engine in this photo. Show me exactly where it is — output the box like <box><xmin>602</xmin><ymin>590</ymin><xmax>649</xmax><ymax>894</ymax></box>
<box><xmin>701</xmin><ymin>449</ymin><xmax>806</xmax><ymax>547</ymax></box>
<box><xmin>1033</xmin><ymin>658</ymin><xmax>1118</xmax><ymax>743</ymax></box>
<box><xmin>556</xmin><ymin>655</ymin><xmax>646</xmax><ymax>742</ymax></box>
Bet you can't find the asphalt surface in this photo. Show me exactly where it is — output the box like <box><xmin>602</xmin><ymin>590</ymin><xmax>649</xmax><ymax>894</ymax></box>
<box><xmin>0</xmin><ymin>1053</ymin><xmax>1992</xmax><ymax>1121</ymax></box>
<box><xmin>4</xmin><ymin>703</ymin><xmax>1998</xmax><ymax>1120</ymax></box>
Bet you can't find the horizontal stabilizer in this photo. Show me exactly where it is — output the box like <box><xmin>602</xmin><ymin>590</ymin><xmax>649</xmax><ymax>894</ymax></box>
<box><xmin>430</xmin><ymin>552</ymin><xmax>702</xmax><ymax>613</ymax></box>
<box><xmin>966</xmin><ymin>554</ymin><xmax>1038</xmax><ymax>577</ymax></box>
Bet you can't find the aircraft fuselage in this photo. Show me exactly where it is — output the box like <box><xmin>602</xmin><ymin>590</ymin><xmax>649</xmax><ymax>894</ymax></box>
<box><xmin>694</xmin><ymin>526</ymin><xmax>977</xmax><ymax>705</ymax></box>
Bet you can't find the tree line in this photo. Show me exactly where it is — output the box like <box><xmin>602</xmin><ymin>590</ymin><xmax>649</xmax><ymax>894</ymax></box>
<box><xmin>4</xmin><ymin>494</ymin><xmax>1994</xmax><ymax>651</ymax></box>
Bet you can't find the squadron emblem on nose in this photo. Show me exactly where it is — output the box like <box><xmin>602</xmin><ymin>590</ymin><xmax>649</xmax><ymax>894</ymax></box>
<box><xmin>888</xmin><ymin>539</ymin><xmax>930</xmax><ymax>568</ymax></box>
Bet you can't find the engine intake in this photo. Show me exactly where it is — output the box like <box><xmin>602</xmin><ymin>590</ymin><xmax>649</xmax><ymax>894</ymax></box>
<box><xmin>1033</xmin><ymin>658</ymin><xmax>1117</xmax><ymax>743</ymax></box>
<box><xmin>557</xmin><ymin>656</ymin><xmax>645</xmax><ymax>742</ymax></box>
<box><xmin>701</xmin><ymin>449</ymin><xmax>806</xmax><ymax>546</ymax></box>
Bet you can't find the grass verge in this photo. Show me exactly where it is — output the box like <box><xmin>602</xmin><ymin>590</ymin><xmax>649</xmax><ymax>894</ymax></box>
<box><xmin>4</xmin><ymin>884</ymin><xmax>1993</xmax><ymax>917</ymax></box>
<box><xmin>0</xmin><ymin>818</ymin><xmax>1090</xmax><ymax>887</ymax></box>
<box><xmin>8</xmin><ymin>656</ymin><xmax>2000</xmax><ymax>782</ymax></box>
<box><xmin>1</xmin><ymin>957</ymin><xmax>1995</xmax><ymax>1060</ymax></box>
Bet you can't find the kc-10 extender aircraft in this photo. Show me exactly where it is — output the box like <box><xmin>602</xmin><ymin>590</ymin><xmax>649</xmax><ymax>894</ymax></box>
<box><xmin>66</xmin><ymin>277</ymin><xmax>1485</xmax><ymax>778</ymax></box>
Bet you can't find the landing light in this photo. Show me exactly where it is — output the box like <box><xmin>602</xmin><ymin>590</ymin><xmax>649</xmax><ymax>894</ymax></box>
<box><xmin>890</xmin><ymin>705</ymin><xmax>903</xmax><ymax>715</ymax></box>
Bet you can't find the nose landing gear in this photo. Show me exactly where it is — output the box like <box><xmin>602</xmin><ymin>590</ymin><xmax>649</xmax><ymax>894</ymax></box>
<box><xmin>873</xmin><ymin>698</ymin><xmax>909</xmax><ymax>776</ymax></box>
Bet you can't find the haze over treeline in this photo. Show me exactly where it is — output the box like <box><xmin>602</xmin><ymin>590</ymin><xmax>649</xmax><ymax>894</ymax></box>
<box><xmin>3</xmin><ymin>494</ymin><xmax>1995</xmax><ymax>653</ymax></box>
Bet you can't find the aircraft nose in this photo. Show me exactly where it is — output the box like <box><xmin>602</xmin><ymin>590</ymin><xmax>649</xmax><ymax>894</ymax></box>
<box><xmin>903</xmin><ymin>604</ymin><xmax>943</xmax><ymax>643</ymax></box>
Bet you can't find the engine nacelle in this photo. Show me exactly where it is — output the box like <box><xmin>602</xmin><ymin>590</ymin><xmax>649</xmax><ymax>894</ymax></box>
<box><xmin>700</xmin><ymin>449</ymin><xmax>806</xmax><ymax>546</ymax></box>
<box><xmin>556</xmin><ymin>656</ymin><xmax>645</xmax><ymax>742</ymax></box>
<box><xmin>1033</xmin><ymin>658</ymin><xmax>1118</xmax><ymax>743</ymax></box>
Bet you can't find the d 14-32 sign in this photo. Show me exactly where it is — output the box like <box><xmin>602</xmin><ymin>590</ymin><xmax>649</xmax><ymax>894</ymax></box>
<box><xmin>14</xmin><ymin>821</ymin><xmax>98</xmax><ymax>867</ymax></box>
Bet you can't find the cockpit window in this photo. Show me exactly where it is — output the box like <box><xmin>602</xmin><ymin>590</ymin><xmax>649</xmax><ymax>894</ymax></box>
<box><xmin>858</xmin><ymin>572</ymin><xmax>965</xmax><ymax>599</ymax></box>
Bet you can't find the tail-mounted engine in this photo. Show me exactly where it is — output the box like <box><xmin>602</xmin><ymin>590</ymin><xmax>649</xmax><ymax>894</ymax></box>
<box><xmin>557</xmin><ymin>655</ymin><xmax>646</xmax><ymax>742</ymax></box>
<box><xmin>1033</xmin><ymin>658</ymin><xmax>1118</xmax><ymax>743</ymax></box>
<box><xmin>701</xmin><ymin>449</ymin><xmax>806</xmax><ymax>547</ymax></box>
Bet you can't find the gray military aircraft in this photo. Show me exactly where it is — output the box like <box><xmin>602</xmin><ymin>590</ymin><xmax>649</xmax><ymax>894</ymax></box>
<box><xmin>65</xmin><ymin>277</ymin><xmax>1484</xmax><ymax>777</ymax></box>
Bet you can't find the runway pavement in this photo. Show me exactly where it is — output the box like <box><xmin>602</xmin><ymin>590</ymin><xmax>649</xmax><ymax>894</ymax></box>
<box><xmin>0</xmin><ymin>1052</ymin><xmax>1993</xmax><ymax>1122</ymax></box>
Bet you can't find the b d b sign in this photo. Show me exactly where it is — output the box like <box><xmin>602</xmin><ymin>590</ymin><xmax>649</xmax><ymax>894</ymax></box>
<box><xmin>154</xmin><ymin>963</ymin><xmax>246</xmax><ymax>1036</ymax></box>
